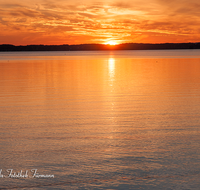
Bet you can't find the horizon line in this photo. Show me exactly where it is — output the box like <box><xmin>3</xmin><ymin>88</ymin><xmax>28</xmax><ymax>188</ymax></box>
<box><xmin>1</xmin><ymin>42</ymin><xmax>200</xmax><ymax>46</ymax></box>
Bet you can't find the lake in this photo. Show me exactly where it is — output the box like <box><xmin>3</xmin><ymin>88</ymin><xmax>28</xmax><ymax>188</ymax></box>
<box><xmin>0</xmin><ymin>50</ymin><xmax>200</xmax><ymax>189</ymax></box>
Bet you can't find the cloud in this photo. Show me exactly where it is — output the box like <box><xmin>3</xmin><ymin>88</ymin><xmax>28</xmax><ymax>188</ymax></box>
<box><xmin>0</xmin><ymin>0</ymin><xmax>200</xmax><ymax>45</ymax></box>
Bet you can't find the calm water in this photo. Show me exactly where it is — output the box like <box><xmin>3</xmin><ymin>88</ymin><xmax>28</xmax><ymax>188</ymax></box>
<box><xmin>0</xmin><ymin>50</ymin><xmax>200</xmax><ymax>189</ymax></box>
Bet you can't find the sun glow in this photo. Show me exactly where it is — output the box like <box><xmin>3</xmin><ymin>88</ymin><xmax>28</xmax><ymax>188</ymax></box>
<box><xmin>105</xmin><ymin>41</ymin><xmax>118</xmax><ymax>45</ymax></box>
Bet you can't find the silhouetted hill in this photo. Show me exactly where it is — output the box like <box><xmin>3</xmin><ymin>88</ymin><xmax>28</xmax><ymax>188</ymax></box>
<box><xmin>1</xmin><ymin>43</ymin><xmax>200</xmax><ymax>51</ymax></box>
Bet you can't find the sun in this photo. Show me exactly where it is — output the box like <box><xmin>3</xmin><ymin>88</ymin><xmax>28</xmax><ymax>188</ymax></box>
<box><xmin>104</xmin><ymin>41</ymin><xmax>118</xmax><ymax>45</ymax></box>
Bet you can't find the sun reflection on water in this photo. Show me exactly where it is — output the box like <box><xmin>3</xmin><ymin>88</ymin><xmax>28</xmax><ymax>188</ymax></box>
<box><xmin>108</xmin><ymin>58</ymin><xmax>115</xmax><ymax>85</ymax></box>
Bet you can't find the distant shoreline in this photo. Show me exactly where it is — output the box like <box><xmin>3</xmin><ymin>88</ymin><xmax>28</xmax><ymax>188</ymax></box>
<box><xmin>1</xmin><ymin>43</ymin><xmax>200</xmax><ymax>51</ymax></box>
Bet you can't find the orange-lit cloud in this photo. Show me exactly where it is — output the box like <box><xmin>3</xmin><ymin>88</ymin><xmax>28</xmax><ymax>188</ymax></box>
<box><xmin>0</xmin><ymin>0</ymin><xmax>200</xmax><ymax>45</ymax></box>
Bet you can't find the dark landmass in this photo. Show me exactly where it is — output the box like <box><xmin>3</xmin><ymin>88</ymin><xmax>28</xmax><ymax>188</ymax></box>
<box><xmin>1</xmin><ymin>43</ymin><xmax>200</xmax><ymax>51</ymax></box>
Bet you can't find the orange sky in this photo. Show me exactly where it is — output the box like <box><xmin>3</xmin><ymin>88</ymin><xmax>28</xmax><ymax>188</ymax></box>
<box><xmin>0</xmin><ymin>0</ymin><xmax>200</xmax><ymax>45</ymax></box>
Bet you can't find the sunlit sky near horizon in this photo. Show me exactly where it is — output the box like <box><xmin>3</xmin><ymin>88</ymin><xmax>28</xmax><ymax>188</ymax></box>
<box><xmin>0</xmin><ymin>0</ymin><xmax>200</xmax><ymax>45</ymax></box>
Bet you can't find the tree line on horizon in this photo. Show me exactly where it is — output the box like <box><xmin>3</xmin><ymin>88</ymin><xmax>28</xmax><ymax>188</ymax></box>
<box><xmin>0</xmin><ymin>43</ymin><xmax>200</xmax><ymax>51</ymax></box>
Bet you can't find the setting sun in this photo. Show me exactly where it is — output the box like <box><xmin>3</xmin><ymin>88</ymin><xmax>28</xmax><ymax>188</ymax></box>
<box><xmin>105</xmin><ymin>41</ymin><xmax>118</xmax><ymax>46</ymax></box>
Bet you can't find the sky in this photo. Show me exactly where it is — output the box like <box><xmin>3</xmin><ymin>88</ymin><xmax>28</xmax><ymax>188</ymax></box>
<box><xmin>0</xmin><ymin>0</ymin><xmax>200</xmax><ymax>45</ymax></box>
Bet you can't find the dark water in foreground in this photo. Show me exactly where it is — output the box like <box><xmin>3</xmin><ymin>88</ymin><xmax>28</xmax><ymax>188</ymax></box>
<box><xmin>0</xmin><ymin>50</ymin><xmax>200</xmax><ymax>189</ymax></box>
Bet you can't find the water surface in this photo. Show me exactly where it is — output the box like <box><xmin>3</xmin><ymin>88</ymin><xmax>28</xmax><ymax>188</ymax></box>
<box><xmin>0</xmin><ymin>50</ymin><xmax>200</xmax><ymax>189</ymax></box>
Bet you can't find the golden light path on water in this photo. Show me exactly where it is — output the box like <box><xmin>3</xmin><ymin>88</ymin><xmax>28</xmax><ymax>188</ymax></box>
<box><xmin>107</xmin><ymin>57</ymin><xmax>116</xmax><ymax>140</ymax></box>
<box><xmin>108</xmin><ymin>57</ymin><xmax>115</xmax><ymax>85</ymax></box>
